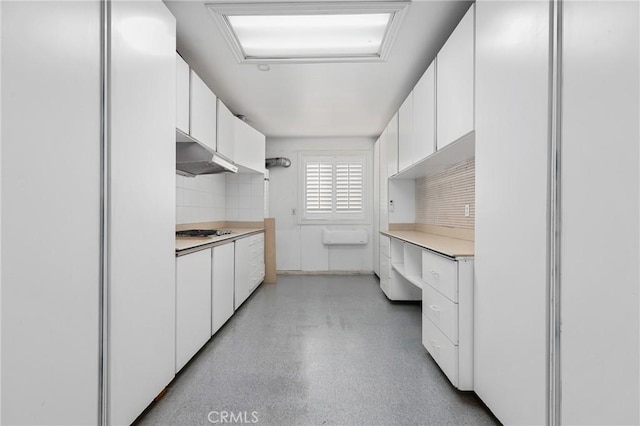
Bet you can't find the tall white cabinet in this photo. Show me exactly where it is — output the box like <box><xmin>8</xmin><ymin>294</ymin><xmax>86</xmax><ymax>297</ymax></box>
<box><xmin>475</xmin><ymin>2</ymin><xmax>549</xmax><ymax>424</ymax></box>
<box><xmin>108</xmin><ymin>2</ymin><xmax>176</xmax><ymax>424</ymax></box>
<box><xmin>475</xmin><ymin>1</ymin><xmax>640</xmax><ymax>424</ymax></box>
<box><xmin>560</xmin><ymin>2</ymin><xmax>639</xmax><ymax>424</ymax></box>
<box><xmin>1</xmin><ymin>1</ymin><xmax>177</xmax><ymax>425</ymax></box>
<box><xmin>2</xmin><ymin>2</ymin><xmax>102</xmax><ymax>424</ymax></box>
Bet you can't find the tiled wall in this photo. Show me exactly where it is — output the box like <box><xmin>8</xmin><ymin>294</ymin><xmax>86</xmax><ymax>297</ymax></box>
<box><xmin>415</xmin><ymin>159</ymin><xmax>475</xmax><ymax>229</ymax></box>
<box><xmin>226</xmin><ymin>173</ymin><xmax>264</xmax><ymax>221</ymax></box>
<box><xmin>176</xmin><ymin>174</ymin><xmax>226</xmax><ymax>224</ymax></box>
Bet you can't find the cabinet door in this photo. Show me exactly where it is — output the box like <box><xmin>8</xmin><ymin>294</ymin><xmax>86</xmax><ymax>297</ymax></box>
<box><xmin>234</xmin><ymin>118</ymin><xmax>266</xmax><ymax>172</ymax></box>
<box><xmin>437</xmin><ymin>4</ymin><xmax>474</xmax><ymax>149</ymax></box>
<box><xmin>190</xmin><ymin>70</ymin><xmax>217</xmax><ymax>151</ymax></box>
<box><xmin>373</xmin><ymin>139</ymin><xmax>380</xmax><ymax>275</ymax></box>
<box><xmin>379</xmin><ymin>128</ymin><xmax>389</xmax><ymax>230</ymax></box>
<box><xmin>212</xmin><ymin>243</ymin><xmax>235</xmax><ymax>335</ymax></box>
<box><xmin>176</xmin><ymin>53</ymin><xmax>189</xmax><ymax>133</ymax></box>
<box><xmin>216</xmin><ymin>99</ymin><xmax>235</xmax><ymax>161</ymax></box>
<box><xmin>176</xmin><ymin>250</ymin><xmax>212</xmax><ymax>372</ymax></box>
<box><xmin>413</xmin><ymin>61</ymin><xmax>436</xmax><ymax>161</ymax></box>
<box><xmin>398</xmin><ymin>92</ymin><xmax>414</xmax><ymax>171</ymax></box>
<box><xmin>234</xmin><ymin>237</ymin><xmax>252</xmax><ymax>309</ymax></box>
<box><xmin>386</xmin><ymin>112</ymin><xmax>399</xmax><ymax>177</ymax></box>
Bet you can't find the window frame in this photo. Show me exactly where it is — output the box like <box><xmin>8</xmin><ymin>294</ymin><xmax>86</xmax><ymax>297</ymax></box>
<box><xmin>298</xmin><ymin>151</ymin><xmax>372</xmax><ymax>225</ymax></box>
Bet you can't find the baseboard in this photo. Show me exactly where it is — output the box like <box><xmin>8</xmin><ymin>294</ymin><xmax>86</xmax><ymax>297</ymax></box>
<box><xmin>277</xmin><ymin>270</ymin><xmax>374</xmax><ymax>276</ymax></box>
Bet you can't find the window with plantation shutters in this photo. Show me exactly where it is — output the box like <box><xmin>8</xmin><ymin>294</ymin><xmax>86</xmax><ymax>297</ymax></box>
<box><xmin>301</xmin><ymin>154</ymin><xmax>367</xmax><ymax>222</ymax></box>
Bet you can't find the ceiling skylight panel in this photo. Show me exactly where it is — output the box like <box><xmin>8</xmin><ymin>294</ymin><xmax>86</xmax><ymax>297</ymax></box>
<box><xmin>207</xmin><ymin>2</ymin><xmax>409</xmax><ymax>63</ymax></box>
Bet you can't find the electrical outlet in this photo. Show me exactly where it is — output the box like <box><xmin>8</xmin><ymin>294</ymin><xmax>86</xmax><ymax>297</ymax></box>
<box><xmin>465</xmin><ymin>204</ymin><xmax>470</xmax><ymax>217</ymax></box>
<box><xmin>292</xmin><ymin>208</ymin><xmax>297</xmax><ymax>215</ymax></box>
<box><xmin>389</xmin><ymin>200</ymin><xmax>395</xmax><ymax>212</ymax></box>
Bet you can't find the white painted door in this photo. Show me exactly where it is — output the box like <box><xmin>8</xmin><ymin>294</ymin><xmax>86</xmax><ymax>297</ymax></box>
<box><xmin>190</xmin><ymin>70</ymin><xmax>217</xmax><ymax>151</ymax></box>
<box><xmin>176</xmin><ymin>250</ymin><xmax>212</xmax><ymax>372</ymax></box>
<box><xmin>217</xmin><ymin>99</ymin><xmax>235</xmax><ymax>161</ymax></box>
<box><xmin>176</xmin><ymin>53</ymin><xmax>189</xmax><ymax>134</ymax></box>
<box><xmin>212</xmin><ymin>243</ymin><xmax>235</xmax><ymax>335</ymax></box>
<box><xmin>437</xmin><ymin>4</ymin><xmax>474</xmax><ymax>150</ymax></box>
<box><xmin>398</xmin><ymin>92</ymin><xmax>414</xmax><ymax>172</ymax></box>
<box><xmin>108</xmin><ymin>2</ymin><xmax>177</xmax><ymax>424</ymax></box>
<box><xmin>560</xmin><ymin>2</ymin><xmax>639</xmax><ymax>424</ymax></box>
<box><xmin>1</xmin><ymin>2</ymin><xmax>101</xmax><ymax>423</ymax></box>
<box><xmin>475</xmin><ymin>1</ymin><xmax>549</xmax><ymax>424</ymax></box>
<box><xmin>413</xmin><ymin>60</ymin><xmax>436</xmax><ymax>161</ymax></box>
<box><xmin>234</xmin><ymin>237</ymin><xmax>252</xmax><ymax>309</ymax></box>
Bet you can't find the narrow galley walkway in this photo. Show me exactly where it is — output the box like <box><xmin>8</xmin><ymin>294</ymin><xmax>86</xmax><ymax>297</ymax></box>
<box><xmin>136</xmin><ymin>275</ymin><xmax>499</xmax><ymax>426</ymax></box>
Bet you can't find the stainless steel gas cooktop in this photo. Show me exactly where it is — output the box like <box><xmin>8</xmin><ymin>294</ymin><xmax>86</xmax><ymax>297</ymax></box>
<box><xmin>176</xmin><ymin>229</ymin><xmax>232</xmax><ymax>238</ymax></box>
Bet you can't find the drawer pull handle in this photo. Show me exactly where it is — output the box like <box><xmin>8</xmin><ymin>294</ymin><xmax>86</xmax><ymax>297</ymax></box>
<box><xmin>428</xmin><ymin>304</ymin><xmax>441</xmax><ymax>318</ymax></box>
<box><xmin>429</xmin><ymin>340</ymin><xmax>439</xmax><ymax>349</ymax></box>
<box><xmin>430</xmin><ymin>270</ymin><xmax>440</xmax><ymax>280</ymax></box>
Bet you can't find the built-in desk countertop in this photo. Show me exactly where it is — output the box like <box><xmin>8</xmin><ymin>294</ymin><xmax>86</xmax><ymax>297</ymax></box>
<box><xmin>380</xmin><ymin>229</ymin><xmax>474</xmax><ymax>258</ymax></box>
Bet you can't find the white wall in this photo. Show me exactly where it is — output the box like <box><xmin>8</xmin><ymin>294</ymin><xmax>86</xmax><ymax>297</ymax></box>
<box><xmin>226</xmin><ymin>173</ymin><xmax>264</xmax><ymax>222</ymax></box>
<box><xmin>267</xmin><ymin>137</ymin><xmax>375</xmax><ymax>272</ymax></box>
<box><xmin>176</xmin><ymin>174</ymin><xmax>226</xmax><ymax>224</ymax></box>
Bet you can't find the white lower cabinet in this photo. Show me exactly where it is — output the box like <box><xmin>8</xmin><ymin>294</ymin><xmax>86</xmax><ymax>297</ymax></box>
<box><xmin>176</xmin><ymin>249</ymin><xmax>212</xmax><ymax>372</ymax></box>
<box><xmin>212</xmin><ymin>243</ymin><xmax>235</xmax><ymax>335</ymax></box>
<box><xmin>421</xmin><ymin>253</ymin><xmax>473</xmax><ymax>390</ymax></box>
<box><xmin>234</xmin><ymin>232</ymin><xmax>265</xmax><ymax>310</ymax></box>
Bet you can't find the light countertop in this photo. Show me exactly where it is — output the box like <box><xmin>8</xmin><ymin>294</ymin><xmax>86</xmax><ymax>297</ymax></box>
<box><xmin>380</xmin><ymin>230</ymin><xmax>474</xmax><ymax>258</ymax></box>
<box><xmin>176</xmin><ymin>227</ymin><xmax>265</xmax><ymax>256</ymax></box>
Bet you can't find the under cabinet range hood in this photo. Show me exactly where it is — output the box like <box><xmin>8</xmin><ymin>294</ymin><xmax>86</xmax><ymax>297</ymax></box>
<box><xmin>176</xmin><ymin>129</ymin><xmax>238</xmax><ymax>176</ymax></box>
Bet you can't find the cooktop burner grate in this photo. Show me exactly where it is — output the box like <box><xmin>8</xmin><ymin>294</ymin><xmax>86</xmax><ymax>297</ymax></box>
<box><xmin>176</xmin><ymin>229</ymin><xmax>232</xmax><ymax>238</ymax></box>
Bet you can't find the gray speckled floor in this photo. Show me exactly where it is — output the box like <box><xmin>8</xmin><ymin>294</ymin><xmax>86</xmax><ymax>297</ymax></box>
<box><xmin>136</xmin><ymin>275</ymin><xmax>499</xmax><ymax>426</ymax></box>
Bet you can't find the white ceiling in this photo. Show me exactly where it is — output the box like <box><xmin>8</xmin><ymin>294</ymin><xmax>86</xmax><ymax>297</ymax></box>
<box><xmin>164</xmin><ymin>0</ymin><xmax>473</xmax><ymax>139</ymax></box>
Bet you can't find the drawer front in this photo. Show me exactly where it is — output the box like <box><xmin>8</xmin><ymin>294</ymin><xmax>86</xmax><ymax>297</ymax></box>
<box><xmin>422</xmin><ymin>314</ymin><xmax>458</xmax><ymax>387</ymax></box>
<box><xmin>380</xmin><ymin>235</ymin><xmax>390</xmax><ymax>256</ymax></box>
<box><xmin>423</xmin><ymin>283</ymin><xmax>459</xmax><ymax>343</ymax></box>
<box><xmin>422</xmin><ymin>250</ymin><xmax>458</xmax><ymax>302</ymax></box>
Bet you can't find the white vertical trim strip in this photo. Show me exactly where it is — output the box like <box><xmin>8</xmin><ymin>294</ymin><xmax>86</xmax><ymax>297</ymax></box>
<box><xmin>548</xmin><ymin>0</ymin><xmax>563</xmax><ymax>424</ymax></box>
<box><xmin>99</xmin><ymin>0</ymin><xmax>111</xmax><ymax>424</ymax></box>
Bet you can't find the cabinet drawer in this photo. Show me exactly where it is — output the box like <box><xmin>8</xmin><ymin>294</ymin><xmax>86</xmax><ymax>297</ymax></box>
<box><xmin>423</xmin><ymin>283</ymin><xmax>459</xmax><ymax>344</ymax></box>
<box><xmin>380</xmin><ymin>235</ymin><xmax>390</xmax><ymax>256</ymax></box>
<box><xmin>422</xmin><ymin>250</ymin><xmax>458</xmax><ymax>302</ymax></box>
<box><xmin>422</xmin><ymin>314</ymin><xmax>458</xmax><ymax>387</ymax></box>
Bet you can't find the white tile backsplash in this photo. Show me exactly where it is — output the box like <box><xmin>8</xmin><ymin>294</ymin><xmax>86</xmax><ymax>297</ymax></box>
<box><xmin>176</xmin><ymin>174</ymin><xmax>227</xmax><ymax>224</ymax></box>
<box><xmin>225</xmin><ymin>173</ymin><xmax>265</xmax><ymax>222</ymax></box>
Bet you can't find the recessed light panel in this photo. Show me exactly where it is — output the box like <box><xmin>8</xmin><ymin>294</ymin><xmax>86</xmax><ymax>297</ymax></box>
<box><xmin>207</xmin><ymin>2</ymin><xmax>409</xmax><ymax>63</ymax></box>
<box><xmin>228</xmin><ymin>13</ymin><xmax>391</xmax><ymax>58</ymax></box>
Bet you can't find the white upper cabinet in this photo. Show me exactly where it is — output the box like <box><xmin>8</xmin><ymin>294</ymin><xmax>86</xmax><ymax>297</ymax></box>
<box><xmin>176</xmin><ymin>53</ymin><xmax>189</xmax><ymax>134</ymax></box>
<box><xmin>234</xmin><ymin>118</ymin><xmax>266</xmax><ymax>173</ymax></box>
<box><xmin>413</xmin><ymin>60</ymin><xmax>436</xmax><ymax>161</ymax></box>
<box><xmin>386</xmin><ymin>112</ymin><xmax>399</xmax><ymax>178</ymax></box>
<box><xmin>216</xmin><ymin>99</ymin><xmax>235</xmax><ymax>161</ymax></box>
<box><xmin>190</xmin><ymin>69</ymin><xmax>217</xmax><ymax>151</ymax></box>
<box><xmin>437</xmin><ymin>4</ymin><xmax>474</xmax><ymax>149</ymax></box>
<box><xmin>398</xmin><ymin>92</ymin><xmax>414</xmax><ymax>172</ymax></box>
